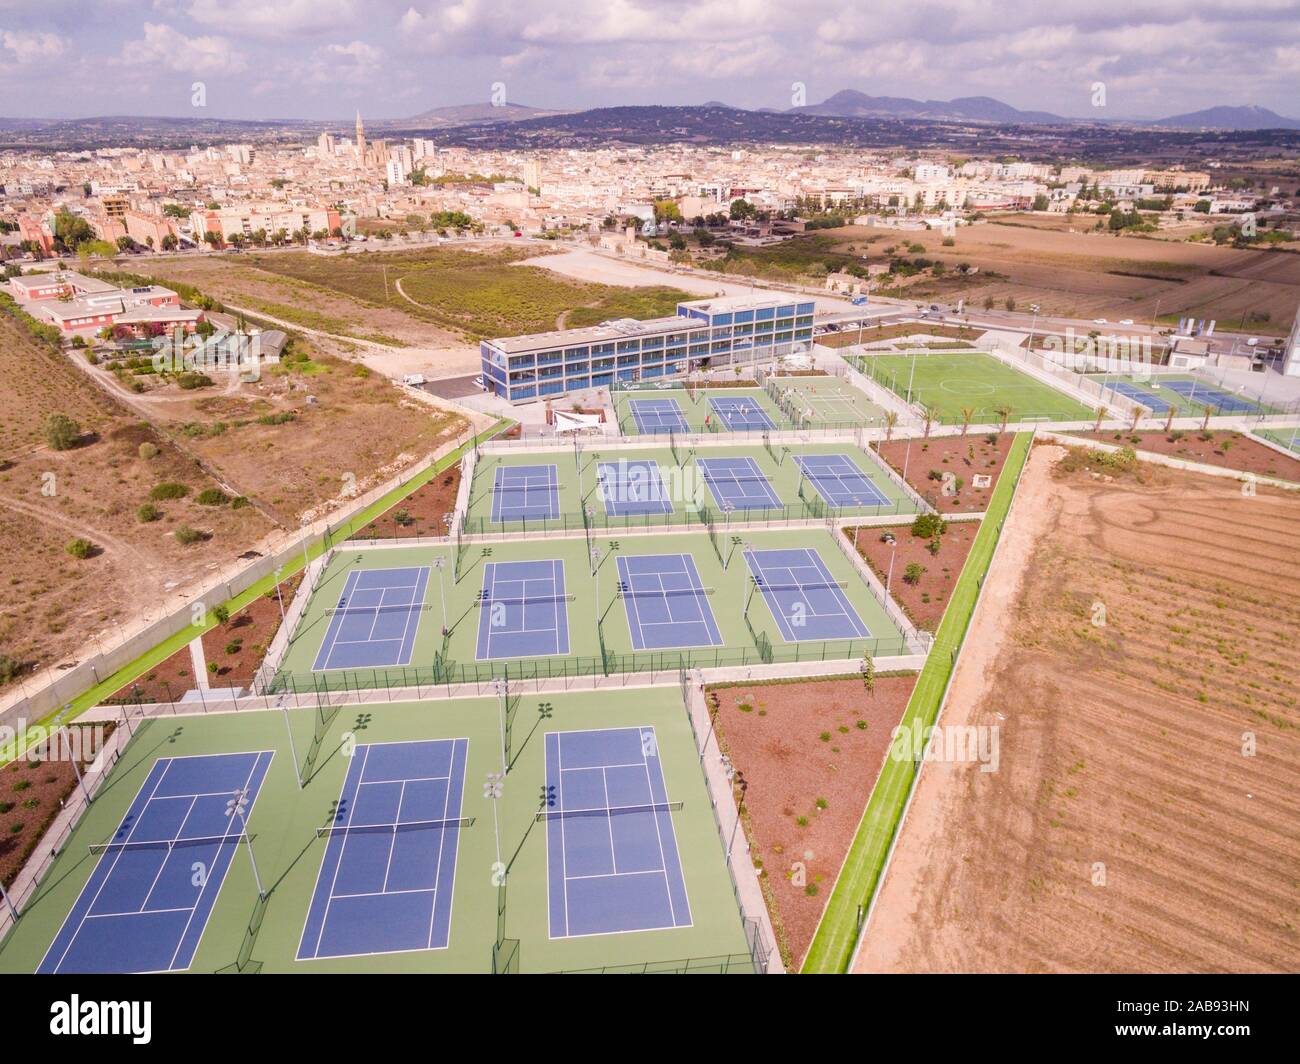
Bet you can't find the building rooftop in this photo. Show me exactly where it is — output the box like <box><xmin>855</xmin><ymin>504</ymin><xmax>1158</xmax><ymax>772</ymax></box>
<box><xmin>488</xmin><ymin>314</ymin><xmax>707</xmax><ymax>355</ymax></box>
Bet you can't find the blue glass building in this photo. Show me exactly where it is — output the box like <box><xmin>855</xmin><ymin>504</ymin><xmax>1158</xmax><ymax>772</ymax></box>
<box><xmin>479</xmin><ymin>296</ymin><xmax>816</xmax><ymax>403</ymax></box>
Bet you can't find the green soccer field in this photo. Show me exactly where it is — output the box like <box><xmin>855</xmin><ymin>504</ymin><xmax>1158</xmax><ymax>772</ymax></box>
<box><xmin>855</xmin><ymin>351</ymin><xmax>1095</xmax><ymax>424</ymax></box>
<box><xmin>1254</xmin><ymin>426</ymin><xmax>1300</xmax><ymax>455</ymax></box>
<box><xmin>613</xmin><ymin>386</ymin><xmax>794</xmax><ymax>436</ymax></box>
<box><xmin>0</xmin><ymin>690</ymin><xmax>754</xmax><ymax>974</ymax></box>
<box><xmin>460</xmin><ymin>440</ymin><xmax>921</xmax><ymax>534</ymax></box>
<box><xmin>271</xmin><ymin>528</ymin><xmax>908</xmax><ymax>694</ymax></box>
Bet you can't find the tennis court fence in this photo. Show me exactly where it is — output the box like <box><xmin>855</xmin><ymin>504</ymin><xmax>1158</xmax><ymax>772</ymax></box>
<box><xmin>263</xmin><ymin>633</ymin><xmax>916</xmax><ymax>697</ymax></box>
<box><xmin>457</xmin><ymin>493</ymin><xmax>920</xmax><ymax>537</ymax></box>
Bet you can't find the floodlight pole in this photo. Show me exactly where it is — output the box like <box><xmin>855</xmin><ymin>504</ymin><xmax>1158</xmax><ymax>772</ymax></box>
<box><xmin>727</xmin><ymin>775</ymin><xmax>748</xmax><ymax>863</ymax></box>
<box><xmin>60</xmin><ymin>727</ymin><xmax>91</xmax><ymax>805</ymax></box>
<box><xmin>492</xmin><ymin>678</ymin><xmax>508</xmax><ymax>775</ymax></box>
<box><xmin>226</xmin><ymin>790</ymin><xmax>265</xmax><ymax>900</ymax></box>
<box><xmin>281</xmin><ymin>704</ymin><xmax>303</xmax><ymax>789</ymax></box>
<box><xmin>272</xmin><ymin>566</ymin><xmax>286</xmax><ymax>627</ymax></box>
<box><xmin>0</xmin><ymin>878</ymin><xmax>18</xmax><ymax>923</ymax></box>
<box><xmin>590</xmin><ymin>546</ymin><xmax>602</xmax><ymax>629</ymax></box>
<box><xmin>433</xmin><ymin>556</ymin><xmax>448</xmax><ymax>635</ymax></box>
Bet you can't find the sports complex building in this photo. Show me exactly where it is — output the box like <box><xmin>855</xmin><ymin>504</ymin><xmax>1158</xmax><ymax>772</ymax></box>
<box><xmin>479</xmin><ymin>295</ymin><xmax>816</xmax><ymax>403</ymax></box>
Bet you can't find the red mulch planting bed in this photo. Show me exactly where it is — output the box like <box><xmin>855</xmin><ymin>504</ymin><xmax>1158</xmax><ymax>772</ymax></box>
<box><xmin>876</xmin><ymin>432</ymin><xmax>1015</xmax><ymax>513</ymax></box>
<box><xmin>200</xmin><ymin>572</ymin><xmax>304</xmax><ymax>688</ymax></box>
<box><xmin>108</xmin><ymin>573</ymin><xmax>303</xmax><ymax>702</ymax></box>
<box><xmin>1</xmin><ymin>723</ymin><xmax>115</xmax><ymax>889</ymax></box>
<box><xmin>847</xmin><ymin>520</ymin><xmax>980</xmax><ymax>631</ymax></box>
<box><xmin>352</xmin><ymin>463</ymin><xmax>462</xmax><ymax>540</ymax></box>
<box><xmin>707</xmin><ymin>674</ymin><xmax>917</xmax><ymax>970</ymax></box>
<box><xmin>1072</xmin><ymin>429</ymin><xmax>1300</xmax><ymax>481</ymax></box>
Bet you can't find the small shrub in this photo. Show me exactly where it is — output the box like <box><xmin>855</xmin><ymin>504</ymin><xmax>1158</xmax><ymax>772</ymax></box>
<box><xmin>136</xmin><ymin>502</ymin><xmax>162</xmax><ymax>523</ymax></box>
<box><xmin>151</xmin><ymin>482</ymin><xmax>189</xmax><ymax>500</ymax></box>
<box><xmin>230</xmin><ymin>496</ymin><xmax>250</xmax><ymax>510</ymax></box>
<box><xmin>903</xmin><ymin>562</ymin><xmax>926</xmax><ymax>586</ymax></box>
<box><xmin>210</xmin><ymin>604</ymin><xmax>230</xmax><ymax>625</ymax></box>
<box><xmin>176</xmin><ymin>371</ymin><xmax>213</xmax><ymax>390</ymax></box>
<box><xmin>910</xmin><ymin>513</ymin><xmax>948</xmax><ymax>539</ymax></box>
<box><xmin>196</xmin><ymin>488</ymin><xmax>230</xmax><ymax>506</ymax></box>
<box><xmin>44</xmin><ymin>414</ymin><xmax>81</xmax><ymax>451</ymax></box>
<box><xmin>65</xmin><ymin>538</ymin><xmax>95</xmax><ymax>559</ymax></box>
<box><xmin>174</xmin><ymin>525</ymin><xmax>206</xmax><ymax>545</ymax></box>
<box><xmin>138</xmin><ymin>441</ymin><xmax>159</xmax><ymax>459</ymax></box>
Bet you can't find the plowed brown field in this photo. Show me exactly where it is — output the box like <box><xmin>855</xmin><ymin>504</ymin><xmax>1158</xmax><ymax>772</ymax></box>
<box><xmin>856</xmin><ymin>445</ymin><xmax>1300</xmax><ymax>973</ymax></box>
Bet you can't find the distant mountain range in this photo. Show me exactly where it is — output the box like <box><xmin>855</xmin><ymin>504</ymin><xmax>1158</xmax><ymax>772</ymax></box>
<box><xmin>791</xmin><ymin>90</ymin><xmax>1069</xmax><ymax>125</ymax></box>
<box><xmin>1151</xmin><ymin>105</ymin><xmax>1300</xmax><ymax>130</ymax></box>
<box><xmin>376</xmin><ymin>102</ymin><xmax>569</xmax><ymax>128</ymax></box>
<box><xmin>0</xmin><ymin>94</ymin><xmax>1297</xmax><ymax>153</ymax></box>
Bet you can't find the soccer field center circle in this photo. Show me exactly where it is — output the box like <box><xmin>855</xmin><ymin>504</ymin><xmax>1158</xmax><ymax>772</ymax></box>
<box><xmin>937</xmin><ymin>378</ymin><xmax>997</xmax><ymax>397</ymax></box>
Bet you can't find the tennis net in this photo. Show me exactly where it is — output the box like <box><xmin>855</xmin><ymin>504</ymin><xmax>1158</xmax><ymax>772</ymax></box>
<box><xmin>476</xmin><ymin>593</ymin><xmax>577</xmax><ymax>608</ymax></box>
<box><xmin>323</xmin><ymin>602</ymin><xmax>432</xmax><ymax>619</ymax></box>
<box><xmin>89</xmin><ymin>832</ymin><xmax>248</xmax><ymax>856</ymax></box>
<box><xmin>316</xmin><ymin>817</ymin><xmax>475</xmax><ymax>840</ymax></box>
<box><xmin>534</xmin><ymin>800</ymin><xmax>683</xmax><ymax>824</ymax></box>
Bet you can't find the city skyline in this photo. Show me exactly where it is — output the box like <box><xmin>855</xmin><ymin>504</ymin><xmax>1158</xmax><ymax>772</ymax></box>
<box><xmin>1</xmin><ymin>0</ymin><xmax>1298</xmax><ymax>122</ymax></box>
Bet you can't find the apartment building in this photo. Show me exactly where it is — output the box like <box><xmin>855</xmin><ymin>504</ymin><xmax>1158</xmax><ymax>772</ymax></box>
<box><xmin>190</xmin><ymin>203</ymin><xmax>344</xmax><ymax>242</ymax></box>
<box><xmin>479</xmin><ymin>295</ymin><xmax>816</xmax><ymax>403</ymax></box>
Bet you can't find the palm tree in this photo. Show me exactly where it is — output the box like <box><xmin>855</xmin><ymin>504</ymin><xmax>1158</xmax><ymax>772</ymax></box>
<box><xmin>1201</xmin><ymin>404</ymin><xmax>1217</xmax><ymax>432</ymax></box>
<box><xmin>1163</xmin><ymin>405</ymin><xmax>1176</xmax><ymax>434</ymax></box>
<box><xmin>1094</xmin><ymin>405</ymin><xmax>1108</xmax><ymax>433</ymax></box>
<box><xmin>995</xmin><ymin>403</ymin><xmax>1012</xmax><ymax>435</ymax></box>
<box><xmin>884</xmin><ymin>409</ymin><xmax>898</xmax><ymax>443</ymax></box>
<box><xmin>921</xmin><ymin>403</ymin><xmax>937</xmax><ymax>439</ymax></box>
<box><xmin>1129</xmin><ymin>406</ymin><xmax>1143</xmax><ymax>433</ymax></box>
<box><xmin>959</xmin><ymin>406</ymin><xmax>974</xmax><ymax>436</ymax></box>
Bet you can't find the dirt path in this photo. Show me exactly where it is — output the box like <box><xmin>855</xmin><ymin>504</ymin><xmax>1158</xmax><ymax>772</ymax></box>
<box><xmin>855</xmin><ymin>446</ymin><xmax>1300</xmax><ymax>972</ymax></box>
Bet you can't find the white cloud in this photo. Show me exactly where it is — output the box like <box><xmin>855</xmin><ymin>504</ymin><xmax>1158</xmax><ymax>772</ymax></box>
<box><xmin>2</xmin><ymin>30</ymin><xmax>68</xmax><ymax>64</ymax></box>
<box><xmin>120</xmin><ymin>22</ymin><xmax>246</xmax><ymax>75</ymax></box>
<box><xmin>187</xmin><ymin>0</ymin><xmax>362</xmax><ymax>39</ymax></box>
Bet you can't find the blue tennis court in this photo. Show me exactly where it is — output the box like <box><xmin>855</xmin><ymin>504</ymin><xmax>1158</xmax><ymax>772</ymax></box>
<box><xmin>795</xmin><ymin>453</ymin><xmax>890</xmax><ymax>507</ymax></box>
<box><xmin>697</xmin><ymin>456</ymin><xmax>782</xmax><ymax>511</ymax></box>
<box><xmin>616</xmin><ymin>553</ymin><xmax>724</xmax><ymax>651</ymax></box>
<box><xmin>744</xmin><ymin>547</ymin><xmax>871</xmax><ymax>642</ymax></box>
<box><xmin>708</xmin><ymin>395</ymin><xmax>777</xmax><ymax>431</ymax></box>
<box><xmin>297</xmin><ymin>739</ymin><xmax>469</xmax><ymax>961</ymax></box>
<box><xmin>544</xmin><ymin>727</ymin><xmax>692</xmax><ymax>939</ymax></box>
<box><xmin>1109</xmin><ymin>380</ymin><xmax>1172</xmax><ymax>413</ymax></box>
<box><xmin>1163</xmin><ymin>380</ymin><xmax>1262</xmax><ymax>413</ymax></box>
<box><xmin>628</xmin><ymin>398</ymin><xmax>689</xmax><ymax>434</ymax></box>
<box><xmin>490</xmin><ymin>463</ymin><xmax>560</xmax><ymax>523</ymax></box>
<box><xmin>313</xmin><ymin>566</ymin><xmax>429</xmax><ymax>671</ymax></box>
<box><xmin>598</xmin><ymin>460</ymin><xmax>673</xmax><ymax>516</ymax></box>
<box><xmin>475</xmin><ymin>559</ymin><xmax>570</xmax><ymax>660</ymax></box>
<box><xmin>38</xmin><ymin>751</ymin><xmax>274</xmax><ymax>974</ymax></box>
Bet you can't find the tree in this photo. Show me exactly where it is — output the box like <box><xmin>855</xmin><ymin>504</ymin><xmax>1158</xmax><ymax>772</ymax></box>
<box><xmin>884</xmin><ymin>409</ymin><xmax>898</xmax><ymax>443</ymax></box>
<box><xmin>44</xmin><ymin>414</ymin><xmax>81</xmax><ymax>451</ymax></box>
<box><xmin>920</xmin><ymin>403</ymin><xmax>937</xmax><ymax>438</ymax></box>
<box><xmin>903</xmin><ymin>562</ymin><xmax>926</xmax><ymax>586</ymax></box>
<box><xmin>959</xmin><ymin>406</ymin><xmax>974</xmax><ymax>436</ymax></box>
<box><xmin>160</xmin><ymin>234</ymin><xmax>178</xmax><ymax>251</ymax></box>
<box><xmin>995</xmin><ymin>403</ymin><xmax>1012</xmax><ymax>434</ymax></box>
<box><xmin>1094</xmin><ymin>405</ymin><xmax>1108</xmax><ymax>432</ymax></box>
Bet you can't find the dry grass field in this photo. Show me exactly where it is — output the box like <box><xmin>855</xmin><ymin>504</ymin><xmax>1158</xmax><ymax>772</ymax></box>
<box><xmin>852</xmin><ymin>221</ymin><xmax>1300</xmax><ymax>334</ymax></box>
<box><xmin>856</xmin><ymin>447</ymin><xmax>1300</xmax><ymax>973</ymax></box>
<box><xmin>0</xmin><ymin>316</ymin><xmax>276</xmax><ymax>682</ymax></box>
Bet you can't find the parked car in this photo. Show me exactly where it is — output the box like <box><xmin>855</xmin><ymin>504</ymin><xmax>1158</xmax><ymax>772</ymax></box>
<box><xmin>1119</xmin><ymin>318</ymin><xmax>1134</xmax><ymax>325</ymax></box>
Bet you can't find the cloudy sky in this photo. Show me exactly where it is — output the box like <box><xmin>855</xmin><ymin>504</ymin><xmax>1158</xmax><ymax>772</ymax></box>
<box><xmin>1</xmin><ymin>0</ymin><xmax>1297</xmax><ymax>120</ymax></box>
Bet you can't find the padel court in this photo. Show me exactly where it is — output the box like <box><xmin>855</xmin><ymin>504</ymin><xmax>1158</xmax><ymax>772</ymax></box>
<box><xmin>312</xmin><ymin>566</ymin><xmax>429</xmax><ymax>671</ymax></box>
<box><xmin>543</xmin><ymin>726</ymin><xmax>692</xmax><ymax>939</ymax></box>
<box><xmin>297</xmin><ymin>739</ymin><xmax>469</xmax><ymax>960</ymax></box>
<box><xmin>37</xmin><ymin>751</ymin><xmax>274</xmax><ymax>974</ymax></box>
